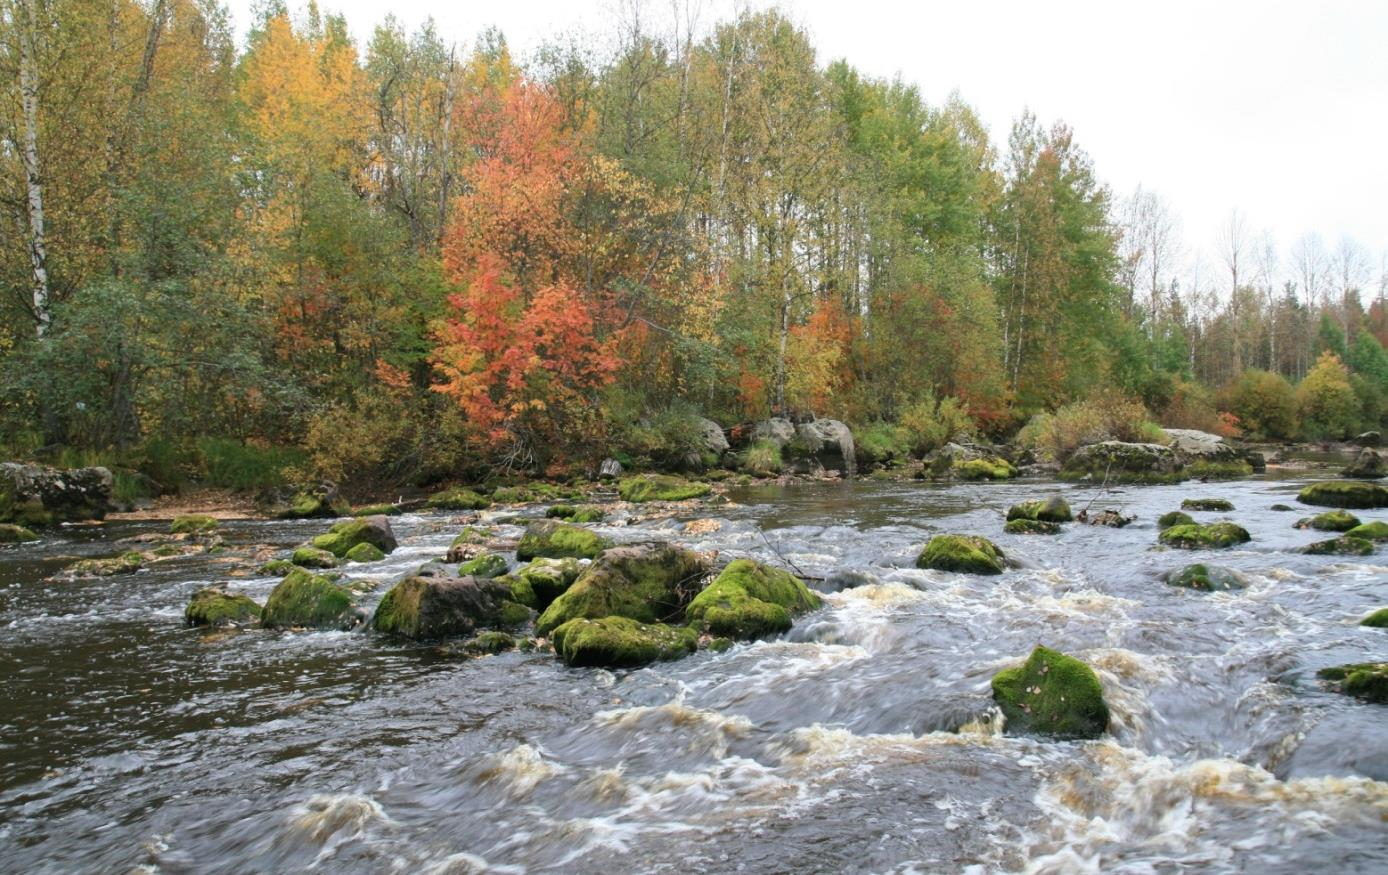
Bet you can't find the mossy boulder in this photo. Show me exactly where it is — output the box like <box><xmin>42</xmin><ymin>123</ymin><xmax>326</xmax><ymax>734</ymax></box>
<box><xmin>1294</xmin><ymin>510</ymin><xmax>1361</xmax><ymax>532</ymax></box>
<box><xmin>991</xmin><ymin>645</ymin><xmax>1111</xmax><ymax>739</ymax></box>
<box><xmin>1181</xmin><ymin>498</ymin><xmax>1234</xmax><ymax>512</ymax></box>
<box><xmin>1317</xmin><ymin>663</ymin><xmax>1388</xmax><ymax>704</ymax></box>
<box><xmin>291</xmin><ymin>546</ymin><xmax>338</xmax><ymax>569</ymax></box>
<box><xmin>546</xmin><ymin>504</ymin><xmax>605</xmax><ymax>523</ymax></box>
<box><xmin>1297</xmin><ymin>480</ymin><xmax>1388</xmax><ymax>509</ymax></box>
<box><xmin>259</xmin><ymin>558</ymin><xmax>298</xmax><ymax>576</ymax></box>
<box><xmin>1006</xmin><ymin>496</ymin><xmax>1072</xmax><ymax>523</ymax></box>
<box><xmin>1164</xmin><ymin>563</ymin><xmax>1246</xmax><ymax>592</ymax></box>
<box><xmin>1344</xmin><ymin>521</ymin><xmax>1388</xmax><ymax>542</ymax></box>
<box><xmin>275</xmin><ymin>492</ymin><xmax>350</xmax><ymax>519</ymax></box>
<box><xmin>1003</xmin><ymin>518</ymin><xmax>1062</xmax><ymax>535</ymax></box>
<box><xmin>344</xmin><ymin>542</ymin><xmax>386</xmax><ymax>563</ymax></box>
<box><xmin>685</xmin><ymin>559</ymin><xmax>821</xmax><ymax>640</ymax></box>
<box><xmin>617</xmin><ymin>474</ymin><xmax>711</xmax><ymax>503</ymax></box>
<box><xmin>1157</xmin><ymin>511</ymin><xmax>1196</xmax><ymax>530</ymax></box>
<box><xmin>424</xmin><ymin>487</ymin><xmax>490</xmax><ymax>511</ymax></box>
<box><xmin>916</xmin><ymin>534</ymin><xmax>1006</xmax><ymax>575</ymax></box>
<box><xmin>515</xmin><ymin>519</ymin><xmax>612</xmax><ymax>561</ymax></box>
<box><xmin>1</xmin><ymin>461</ymin><xmax>112</xmax><ymax>526</ymax></box>
<box><xmin>352</xmin><ymin>503</ymin><xmax>402</xmax><ymax>516</ymax></box>
<box><xmin>170</xmin><ymin>514</ymin><xmax>218</xmax><ymax>535</ymax></box>
<box><xmin>535</xmin><ymin>542</ymin><xmax>709</xmax><ymax>636</ymax></box>
<box><xmin>1342</xmin><ymin>448</ymin><xmax>1387</xmax><ymax>479</ymax></box>
<box><xmin>505</xmin><ymin>557</ymin><xmax>582</xmax><ymax>610</ymax></box>
<box><xmin>372</xmin><ymin>574</ymin><xmax>525</xmax><ymax>640</ymax></box>
<box><xmin>310</xmin><ymin>515</ymin><xmax>398</xmax><ymax>558</ymax></box>
<box><xmin>445</xmin><ymin>526</ymin><xmax>494</xmax><ymax>562</ymax></box>
<box><xmin>70</xmin><ymin>551</ymin><xmax>145</xmax><ymax>577</ymax></box>
<box><xmin>491</xmin><ymin>482</ymin><xmax>581</xmax><ymax>504</ymax></box>
<box><xmin>954</xmin><ymin>457</ymin><xmax>1017</xmax><ymax>481</ymax></box>
<box><xmin>1360</xmin><ymin>608</ymin><xmax>1388</xmax><ymax>628</ymax></box>
<box><xmin>1157</xmin><ymin>522</ymin><xmax>1251</xmax><ymax>549</ymax></box>
<box><xmin>463</xmin><ymin>631</ymin><xmax>519</xmax><ymax>654</ymax></box>
<box><xmin>1060</xmin><ymin>441</ymin><xmax>1184</xmax><ymax>485</ymax></box>
<box><xmin>185</xmin><ymin>587</ymin><xmax>261</xmax><ymax>627</ymax></box>
<box><xmin>0</xmin><ymin>523</ymin><xmax>38</xmax><ymax>543</ymax></box>
<box><xmin>550</xmin><ymin>617</ymin><xmax>698</xmax><ymax>668</ymax></box>
<box><xmin>261</xmin><ymin>569</ymin><xmax>361</xmax><ymax>630</ymax></box>
<box><xmin>458</xmin><ymin>553</ymin><xmax>508</xmax><ymax>578</ymax></box>
<box><xmin>1302</xmin><ymin>536</ymin><xmax>1375</xmax><ymax>556</ymax></box>
<box><xmin>1185</xmin><ymin>459</ymin><xmax>1254</xmax><ymax>480</ymax></box>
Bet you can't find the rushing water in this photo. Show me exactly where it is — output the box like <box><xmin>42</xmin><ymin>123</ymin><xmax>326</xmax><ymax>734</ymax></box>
<box><xmin>2</xmin><ymin>476</ymin><xmax>1386</xmax><ymax>874</ymax></box>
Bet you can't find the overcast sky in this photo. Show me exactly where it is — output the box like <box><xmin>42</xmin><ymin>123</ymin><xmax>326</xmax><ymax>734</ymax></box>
<box><xmin>228</xmin><ymin>0</ymin><xmax>1388</xmax><ymax>287</ymax></box>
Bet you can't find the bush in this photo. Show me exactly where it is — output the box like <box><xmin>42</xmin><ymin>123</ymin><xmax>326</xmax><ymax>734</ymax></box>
<box><xmin>196</xmin><ymin>438</ymin><xmax>302</xmax><ymax>490</ymax></box>
<box><xmin>1159</xmin><ymin>380</ymin><xmax>1221</xmax><ymax>433</ymax></box>
<box><xmin>302</xmin><ymin>394</ymin><xmax>417</xmax><ymax>488</ymax></box>
<box><xmin>742</xmin><ymin>439</ymin><xmax>783</xmax><ymax>475</ymax></box>
<box><xmin>1224</xmin><ymin>369</ymin><xmax>1297</xmax><ymax>439</ymax></box>
<box><xmin>899</xmin><ymin>392</ymin><xmax>974</xmax><ymax>457</ymax></box>
<box><xmin>855</xmin><ymin>422</ymin><xmax>910</xmax><ymax>465</ymax></box>
<box><xmin>616</xmin><ymin>404</ymin><xmax>711</xmax><ymax>470</ymax></box>
<box><xmin>1297</xmin><ymin>352</ymin><xmax>1359</xmax><ymax>440</ymax></box>
<box><xmin>1017</xmin><ymin>394</ymin><xmax>1160</xmax><ymax>463</ymax></box>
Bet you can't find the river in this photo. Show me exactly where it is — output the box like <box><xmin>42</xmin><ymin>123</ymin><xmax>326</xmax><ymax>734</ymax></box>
<box><xmin>2</xmin><ymin>475</ymin><xmax>1386</xmax><ymax>873</ymax></box>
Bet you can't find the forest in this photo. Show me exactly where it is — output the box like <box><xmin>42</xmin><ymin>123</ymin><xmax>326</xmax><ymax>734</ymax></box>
<box><xmin>4</xmin><ymin>0</ymin><xmax>1387</xmax><ymax>497</ymax></box>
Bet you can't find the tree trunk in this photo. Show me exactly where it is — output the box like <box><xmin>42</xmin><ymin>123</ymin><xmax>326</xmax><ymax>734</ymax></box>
<box><xmin>18</xmin><ymin>0</ymin><xmax>50</xmax><ymax>340</ymax></box>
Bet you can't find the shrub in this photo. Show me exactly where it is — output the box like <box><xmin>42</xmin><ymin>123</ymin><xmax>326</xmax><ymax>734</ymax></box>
<box><xmin>742</xmin><ymin>439</ymin><xmax>783</xmax><ymax>475</ymax></box>
<box><xmin>196</xmin><ymin>438</ymin><xmax>302</xmax><ymax>491</ymax></box>
<box><xmin>1017</xmin><ymin>394</ymin><xmax>1159</xmax><ymax>463</ymax></box>
<box><xmin>855</xmin><ymin>422</ymin><xmax>911</xmax><ymax>465</ymax></box>
<box><xmin>616</xmin><ymin>405</ymin><xmax>711</xmax><ymax>470</ymax></box>
<box><xmin>1224</xmin><ymin>369</ymin><xmax>1297</xmax><ymax>439</ymax></box>
<box><xmin>302</xmin><ymin>395</ymin><xmax>414</xmax><ymax>487</ymax></box>
<box><xmin>1160</xmin><ymin>380</ymin><xmax>1221</xmax><ymax>433</ymax></box>
<box><xmin>1297</xmin><ymin>352</ymin><xmax>1359</xmax><ymax>440</ymax></box>
<box><xmin>899</xmin><ymin>392</ymin><xmax>973</xmax><ymax>457</ymax></box>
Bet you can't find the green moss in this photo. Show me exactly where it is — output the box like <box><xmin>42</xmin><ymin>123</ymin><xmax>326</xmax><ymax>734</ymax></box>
<box><xmin>1270</xmin><ymin>504</ymin><xmax>1294</xmax><ymax>511</ymax></box>
<box><xmin>550</xmin><ymin>617</ymin><xmax>698</xmax><ymax>668</ymax></box>
<box><xmin>71</xmin><ymin>551</ymin><xmax>145</xmax><ymax>576</ymax></box>
<box><xmin>498</xmin><ymin>600</ymin><xmax>532</xmax><ymax>628</ymax></box>
<box><xmin>450</xmin><ymin>526</ymin><xmax>492</xmax><ymax>547</ymax></box>
<box><xmin>1181</xmin><ymin>498</ymin><xmax>1234</xmax><ymax>512</ymax></box>
<box><xmin>741</xmin><ymin>439</ymin><xmax>783</xmax><ymax>476</ymax></box>
<box><xmin>276</xmin><ymin>493</ymin><xmax>350</xmax><ymax>519</ymax></box>
<box><xmin>916</xmin><ymin>534</ymin><xmax>1006</xmax><ymax>575</ymax></box>
<box><xmin>685</xmin><ymin>559</ymin><xmax>821</xmax><ymax>639</ymax></box>
<box><xmin>372</xmin><ymin>577</ymin><xmax>425</xmax><ymax>636</ymax></box>
<box><xmin>459</xmin><ymin>553</ymin><xmax>509</xmax><ymax>578</ymax></box>
<box><xmin>535</xmin><ymin>543</ymin><xmax>707</xmax><ymax>636</ymax></box>
<box><xmin>352</xmin><ymin>503</ymin><xmax>402</xmax><ymax>516</ymax></box>
<box><xmin>1317</xmin><ymin>663</ymin><xmax>1388</xmax><ymax>704</ymax></box>
<box><xmin>707</xmin><ymin>637</ymin><xmax>734</xmax><ymax>652</ymax></box>
<box><xmin>1164</xmin><ymin>563</ymin><xmax>1245</xmax><ymax>592</ymax></box>
<box><xmin>515</xmin><ymin>520</ymin><xmax>612</xmax><ymax>561</ymax></box>
<box><xmin>425</xmin><ymin>487</ymin><xmax>490</xmax><ymax>510</ymax></box>
<box><xmin>1158</xmin><ymin>511</ymin><xmax>1196</xmax><ymax>529</ymax></box>
<box><xmin>546</xmin><ymin>504</ymin><xmax>605</xmax><ymax>523</ymax></box>
<box><xmin>1297</xmin><ymin>480</ymin><xmax>1388</xmax><ymax>509</ymax></box>
<box><xmin>185</xmin><ymin>588</ymin><xmax>261</xmax><ymax>627</ymax></box>
<box><xmin>507</xmin><ymin>557</ymin><xmax>582</xmax><ymax>610</ymax></box>
<box><xmin>953</xmin><ymin>457</ymin><xmax>1017</xmax><ymax>481</ymax></box>
<box><xmin>1185</xmin><ymin>459</ymin><xmax>1253</xmax><ymax>480</ymax></box>
<box><xmin>1006</xmin><ymin>496</ymin><xmax>1072</xmax><ymax>523</ymax></box>
<box><xmin>617</xmin><ymin>474</ymin><xmax>712</xmax><ymax>502</ymax></box>
<box><xmin>291</xmin><ymin>546</ymin><xmax>338</xmax><ymax>568</ymax></box>
<box><xmin>1059</xmin><ymin>442</ymin><xmax>1185</xmax><ymax>485</ymax></box>
<box><xmin>1295</xmin><ymin>510</ymin><xmax>1361</xmax><ymax>532</ymax></box>
<box><xmin>311</xmin><ymin>517</ymin><xmax>396</xmax><ymax>558</ymax></box>
<box><xmin>261</xmin><ymin>569</ymin><xmax>358</xmax><ymax>630</ymax></box>
<box><xmin>0</xmin><ymin>523</ymin><xmax>39</xmax><ymax>543</ymax></box>
<box><xmin>1360</xmin><ymin>608</ymin><xmax>1388</xmax><ymax>628</ymax></box>
<box><xmin>1344</xmin><ymin>521</ymin><xmax>1388</xmax><ymax>542</ymax></box>
<box><xmin>259</xmin><ymin>558</ymin><xmax>298</xmax><ymax>576</ymax></box>
<box><xmin>170</xmin><ymin>514</ymin><xmax>218</xmax><ymax>535</ymax></box>
<box><xmin>344</xmin><ymin>542</ymin><xmax>385</xmax><ymax>563</ymax></box>
<box><xmin>464</xmin><ymin>631</ymin><xmax>518</xmax><ymax>654</ymax></box>
<box><xmin>1157</xmin><ymin>522</ymin><xmax>1251</xmax><ymax>549</ymax></box>
<box><xmin>1004</xmin><ymin>519</ymin><xmax>1061</xmax><ymax>535</ymax></box>
<box><xmin>1302</xmin><ymin>536</ymin><xmax>1375</xmax><ymax>556</ymax></box>
<box><xmin>991</xmin><ymin>645</ymin><xmax>1110</xmax><ymax>738</ymax></box>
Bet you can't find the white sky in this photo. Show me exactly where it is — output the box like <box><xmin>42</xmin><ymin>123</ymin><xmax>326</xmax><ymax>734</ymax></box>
<box><xmin>227</xmin><ymin>0</ymin><xmax>1388</xmax><ymax>289</ymax></box>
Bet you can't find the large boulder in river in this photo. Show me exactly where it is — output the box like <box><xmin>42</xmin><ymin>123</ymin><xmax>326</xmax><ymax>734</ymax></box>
<box><xmin>1157</xmin><ymin>522</ymin><xmax>1251</xmax><ymax>549</ymax></box>
<box><xmin>373</xmin><ymin>574</ymin><xmax>529</xmax><ymax>639</ymax></box>
<box><xmin>992</xmin><ymin>646</ymin><xmax>1110</xmax><ymax>739</ymax></box>
<box><xmin>535</xmin><ymin>542</ymin><xmax>711</xmax><ymax>636</ymax></box>
<box><xmin>1007</xmin><ymin>496</ymin><xmax>1072</xmax><ymax>523</ymax></box>
<box><xmin>504</xmin><ymin>557</ymin><xmax>583</xmax><ymax>611</ymax></box>
<box><xmin>790</xmin><ymin>418</ymin><xmax>856</xmax><ymax>476</ymax></box>
<box><xmin>916</xmin><ymin>534</ymin><xmax>1006</xmax><ymax>575</ymax></box>
<box><xmin>261</xmin><ymin>568</ymin><xmax>363</xmax><ymax>630</ymax></box>
<box><xmin>185</xmin><ymin>587</ymin><xmax>261</xmax><ymax>627</ymax></box>
<box><xmin>515</xmin><ymin>519</ymin><xmax>613</xmax><ymax>561</ymax></box>
<box><xmin>1317</xmin><ymin>663</ymin><xmax>1388</xmax><ymax>704</ymax></box>
<box><xmin>1297</xmin><ymin>480</ymin><xmax>1388</xmax><ymax>509</ymax></box>
<box><xmin>550</xmin><ymin>617</ymin><xmax>698</xmax><ymax>668</ymax></box>
<box><xmin>1060</xmin><ymin>441</ymin><xmax>1184</xmax><ymax>485</ymax></box>
<box><xmin>685</xmin><ymin>559</ymin><xmax>822</xmax><ymax>640</ymax></box>
<box><xmin>0</xmin><ymin>462</ymin><xmax>112</xmax><ymax>526</ymax></box>
<box><xmin>697</xmin><ymin>417</ymin><xmax>730</xmax><ymax>456</ymax></box>
<box><xmin>311</xmin><ymin>515</ymin><xmax>397</xmax><ymax>558</ymax></box>
<box><xmin>752</xmin><ymin>417</ymin><xmax>796</xmax><ymax>446</ymax></box>
<box><xmin>1342</xmin><ymin>448</ymin><xmax>1387</xmax><ymax>480</ymax></box>
<box><xmin>1163</xmin><ymin>428</ymin><xmax>1252</xmax><ymax>479</ymax></box>
<box><xmin>274</xmin><ymin>483</ymin><xmax>350</xmax><ymax>519</ymax></box>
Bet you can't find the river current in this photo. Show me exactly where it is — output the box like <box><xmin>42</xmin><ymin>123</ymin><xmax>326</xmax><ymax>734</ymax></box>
<box><xmin>2</xmin><ymin>475</ymin><xmax>1386</xmax><ymax>873</ymax></box>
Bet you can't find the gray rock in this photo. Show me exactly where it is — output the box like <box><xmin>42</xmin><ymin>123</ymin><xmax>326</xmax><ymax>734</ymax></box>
<box><xmin>697</xmin><ymin>417</ymin><xmax>730</xmax><ymax>455</ymax></box>
<box><xmin>753</xmin><ymin>417</ymin><xmax>796</xmax><ymax>446</ymax></box>
<box><xmin>599</xmin><ymin>458</ymin><xmax>624</xmax><ymax>480</ymax></box>
<box><xmin>792</xmin><ymin>418</ymin><xmax>856</xmax><ymax>476</ymax></box>
<box><xmin>1342</xmin><ymin>448</ymin><xmax>1387</xmax><ymax>480</ymax></box>
<box><xmin>0</xmin><ymin>462</ymin><xmax>113</xmax><ymax>526</ymax></box>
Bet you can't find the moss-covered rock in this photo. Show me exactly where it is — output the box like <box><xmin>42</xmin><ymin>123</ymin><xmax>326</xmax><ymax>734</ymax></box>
<box><xmin>372</xmin><ymin>574</ymin><xmax>524</xmax><ymax>639</ymax></box>
<box><xmin>1181</xmin><ymin>498</ymin><xmax>1234</xmax><ymax>512</ymax></box>
<box><xmin>275</xmin><ymin>492</ymin><xmax>350</xmax><ymax>519</ymax></box>
<box><xmin>185</xmin><ymin>587</ymin><xmax>261</xmax><ymax>627</ymax></box>
<box><xmin>1317</xmin><ymin>663</ymin><xmax>1388</xmax><ymax>704</ymax></box>
<box><xmin>259</xmin><ymin>558</ymin><xmax>298</xmax><ymax>576</ymax></box>
<box><xmin>1294</xmin><ymin>510</ymin><xmax>1362</xmax><ymax>531</ymax></box>
<box><xmin>70</xmin><ymin>551</ymin><xmax>145</xmax><ymax>577</ymax></box>
<box><xmin>1270</xmin><ymin>504</ymin><xmax>1295</xmax><ymax>512</ymax></box>
<box><xmin>1359</xmin><ymin>608</ymin><xmax>1388</xmax><ymax>628</ymax></box>
<box><xmin>535</xmin><ymin>542</ymin><xmax>709</xmax><ymax>636</ymax></box>
<box><xmin>505</xmin><ymin>557</ymin><xmax>582</xmax><ymax>610</ymax></box>
<box><xmin>491</xmin><ymin>482</ymin><xmax>582</xmax><ymax>504</ymax></box>
<box><xmin>291</xmin><ymin>546</ymin><xmax>338</xmax><ymax>568</ymax></box>
<box><xmin>261</xmin><ymin>569</ymin><xmax>360</xmax><ymax>630</ymax></box>
<box><xmin>1</xmin><ymin>461</ymin><xmax>112</xmax><ymax>526</ymax></box>
<box><xmin>458</xmin><ymin>552</ymin><xmax>508</xmax><ymax>578</ymax></box>
<box><xmin>546</xmin><ymin>504</ymin><xmax>605</xmax><ymax>523</ymax></box>
<box><xmin>1006</xmin><ymin>496</ymin><xmax>1072</xmax><ymax>523</ymax></box>
<box><xmin>953</xmin><ymin>457</ymin><xmax>1017</xmax><ymax>481</ymax></box>
<box><xmin>1302</xmin><ymin>536</ymin><xmax>1375</xmax><ymax>556</ymax></box>
<box><xmin>1060</xmin><ymin>441</ymin><xmax>1184</xmax><ymax>485</ymax></box>
<box><xmin>344</xmin><ymin>542</ymin><xmax>386</xmax><ymax>563</ymax></box>
<box><xmin>443</xmin><ymin>526</ymin><xmax>494</xmax><ymax>562</ymax></box>
<box><xmin>1164</xmin><ymin>563</ymin><xmax>1246</xmax><ymax>592</ymax></box>
<box><xmin>1157</xmin><ymin>511</ymin><xmax>1196</xmax><ymax>530</ymax></box>
<box><xmin>310</xmin><ymin>515</ymin><xmax>398</xmax><ymax>558</ymax></box>
<box><xmin>1003</xmin><ymin>518</ymin><xmax>1062</xmax><ymax>535</ymax></box>
<box><xmin>685</xmin><ymin>559</ymin><xmax>821</xmax><ymax>639</ymax></box>
<box><xmin>515</xmin><ymin>519</ymin><xmax>612</xmax><ymax>561</ymax></box>
<box><xmin>550</xmin><ymin>616</ymin><xmax>698</xmax><ymax>668</ymax></box>
<box><xmin>1184</xmin><ymin>459</ymin><xmax>1254</xmax><ymax>480</ymax></box>
<box><xmin>352</xmin><ymin>503</ymin><xmax>402</xmax><ymax>517</ymax></box>
<box><xmin>1344</xmin><ymin>521</ymin><xmax>1388</xmax><ymax>542</ymax></box>
<box><xmin>0</xmin><ymin>523</ymin><xmax>39</xmax><ymax>543</ymax></box>
<box><xmin>991</xmin><ymin>645</ymin><xmax>1110</xmax><ymax>739</ymax></box>
<box><xmin>425</xmin><ymin>487</ymin><xmax>490</xmax><ymax>511</ymax></box>
<box><xmin>617</xmin><ymin>474</ymin><xmax>711</xmax><ymax>503</ymax></box>
<box><xmin>1297</xmin><ymin>480</ymin><xmax>1388</xmax><ymax>509</ymax></box>
<box><xmin>170</xmin><ymin>514</ymin><xmax>218</xmax><ymax>535</ymax></box>
<box><xmin>916</xmin><ymin>534</ymin><xmax>1006</xmax><ymax>575</ymax></box>
<box><xmin>1157</xmin><ymin>522</ymin><xmax>1251</xmax><ymax>549</ymax></box>
<box><xmin>463</xmin><ymin>631</ymin><xmax>519</xmax><ymax>654</ymax></box>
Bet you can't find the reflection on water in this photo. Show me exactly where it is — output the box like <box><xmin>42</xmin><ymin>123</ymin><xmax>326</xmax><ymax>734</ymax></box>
<box><xmin>1</xmin><ymin>475</ymin><xmax>1386</xmax><ymax>873</ymax></box>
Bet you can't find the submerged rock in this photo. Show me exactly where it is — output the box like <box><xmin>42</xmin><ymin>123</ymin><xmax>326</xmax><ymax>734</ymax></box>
<box><xmin>1060</xmin><ymin>441</ymin><xmax>1183</xmax><ymax>485</ymax></box>
<box><xmin>1006</xmin><ymin>496</ymin><xmax>1072</xmax><ymax>523</ymax></box>
<box><xmin>458</xmin><ymin>553</ymin><xmax>508</xmax><ymax>578</ymax></box>
<box><xmin>69</xmin><ymin>551</ymin><xmax>144</xmax><ymax>577</ymax></box>
<box><xmin>1297</xmin><ymin>480</ymin><xmax>1388</xmax><ymax>509</ymax></box>
<box><xmin>1165</xmin><ymin>564</ymin><xmax>1246</xmax><ymax>592</ymax></box>
<box><xmin>535</xmin><ymin>542</ymin><xmax>710</xmax><ymax>636</ymax></box>
<box><xmin>170</xmin><ymin>514</ymin><xmax>218</xmax><ymax>535</ymax></box>
<box><xmin>1344</xmin><ymin>521</ymin><xmax>1388</xmax><ymax>542</ymax></box>
<box><xmin>546</xmin><ymin>504</ymin><xmax>605</xmax><ymax>523</ymax></box>
<box><xmin>424</xmin><ymin>487</ymin><xmax>490</xmax><ymax>511</ymax></box>
<box><xmin>1077</xmin><ymin>509</ymin><xmax>1135</xmax><ymax>527</ymax></box>
<box><xmin>685</xmin><ymin>559</ymin><xmax>821</xmax><ymax>640</ymax></box>
<box><xmin>916</xmin><ymin>534</ymin><xmax>1006</xmax><ymax>575</ymax></box>
<box><xmin>1302</xmin><ymin>536</ymin><xmax>1375</xmax><ymax>556</ymax></box>
<box><xmin>311</xmin><ymin>516</ymin><xmax>398</xmax><ymax>558</ymax></box>
<box><xmin>1181</xmin><ymin>498</ymin><xmax>1234</xmax><ymax>512</ymax></box>
<box><xmin>185</xmin><ymin>587</ymin><xmax>261</xmax><ymax>627</ymax></box>
<box><xmin>992</xmin><ymin>645</ymin><xmax>1110</xmax><ymax>739</ymax></box>
<box><xmin>1157</xmin><ymin>522</ymin><xmax>1251</xmax><ymax>549</ymax></box>
<box><xmin>0</xmin><ymin>523</ymin><xmax>39</xmax><ymax>543</ymax></box>
<box><xmin>1342</xmin><ymin>448</ymin><xmax>1387</xmax><ymax>480</ymax></box>
<box><xmin>1360</xmin><ymin>608</ymin><xmax>1388</xmax><ymax>628</ymax></box>
<box><xmin>515</xmin><ymin>520</ymin><xmax>612</xmax><ymax>561</ymax></box>
<box><xmin>373</xmin><ymin>574</ymin><xmax>527</xmax><ymax>640</ymax></box>
<box><xmin>505</xmin><ymin>557</ymin><xmax>582</xmax><ymax>611</ymax></box>
<box><xmin>1294</xmin><ymin>510</ymin><xmax>1361</xmax><ymax>532</ymax></box>
<box><xmin>352</xmin><ymin>503</ymin><xmax>402</xmax><ymax>516</ymax></box>
<box><xmin>550</xmin><ymin>617</ymin><xmax>697</xmax><ymax>668</ymax></box>
<box><xmin>462</xmin><ymin>631</ymin><xmax>520</xmax><ymax>655</ymax></box>
<box><xmin>259</xmin><ymin>558</ymin><xmax>298</xmax><ymax>576</ymax></box>
<box><xmin>1157</xmin><ymin>511</ymin><xmax>1196</xmax><ymax>530</ymax></box>
<box><xmin>261</xmin><ymin>569</ymin><xmax>361</xmax><ymax>630</ymax></box>
<box><xmin>0</xmin><ymin>461</ymin><xmax>112</xmax><ymax>526</ymax></box>
<box><xmin>617</xmin><ymin>474</ymin><xmax>711</xmax><ymax>503</ymax></box>
<box><xmin>1317</xmin><ymin>663</ymin><xmax>1388</xmax><ymax>704</ymax></box>
<box><xmin>1004</xmin><ymin>519</ymin><xmax>1062</xmax><ymax>535</ymax></box>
